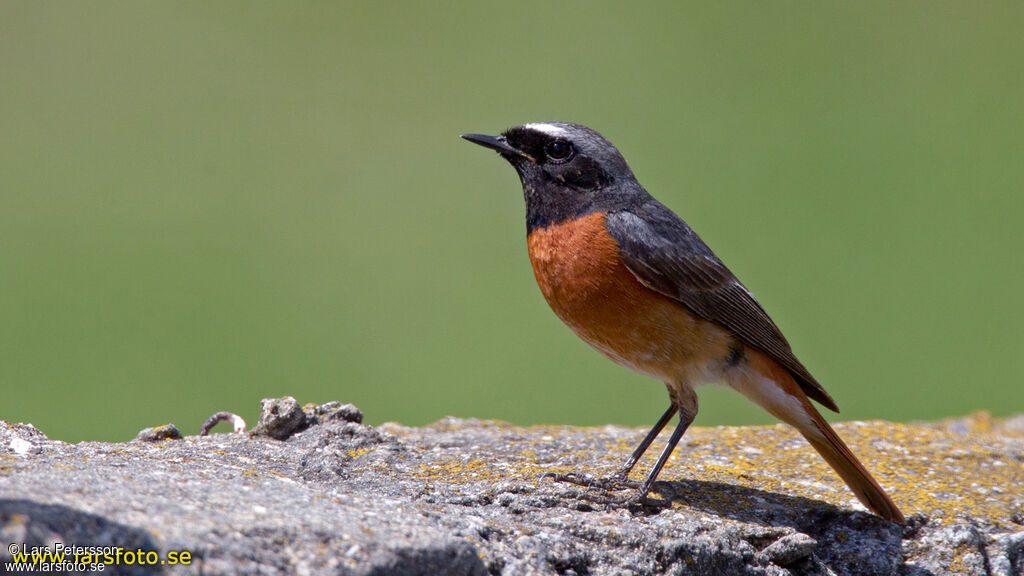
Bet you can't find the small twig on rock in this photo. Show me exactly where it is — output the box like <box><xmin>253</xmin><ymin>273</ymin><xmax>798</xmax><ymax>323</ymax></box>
<box><xmin>200</xmin><ymin>412</ymin><xmax>247</xmax><ymax>436</ymax></box>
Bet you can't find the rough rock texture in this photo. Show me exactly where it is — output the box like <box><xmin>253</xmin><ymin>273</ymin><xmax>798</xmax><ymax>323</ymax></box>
<box><xmin>1</xmin><ymin>399</ymin><xmax>1022</xmax><ymax>575</ymax></box>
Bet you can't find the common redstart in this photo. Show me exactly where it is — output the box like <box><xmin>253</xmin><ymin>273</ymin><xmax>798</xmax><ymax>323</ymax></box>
<box><xmin>462</xmin><ymin>122</ymin><xmax>904</xmax><ymax>523</ymax></box>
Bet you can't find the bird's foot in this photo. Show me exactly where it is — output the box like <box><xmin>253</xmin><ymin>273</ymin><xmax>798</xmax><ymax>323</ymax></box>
<box><xmin>541</xmin><ymin>472</ymin><xmax>671</xmax><ymax>510</ymax></box>
<box><xmin>541</xmin><ymin>471</ymin><xmax>640</xmax><ymax>492</ymax></box>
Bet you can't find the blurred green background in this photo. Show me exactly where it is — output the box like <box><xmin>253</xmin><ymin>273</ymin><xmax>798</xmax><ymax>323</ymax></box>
<box><xmin>2</xmin><ymin>2</ymin><xmax>1021</xmax><ymax>442</ymax></box>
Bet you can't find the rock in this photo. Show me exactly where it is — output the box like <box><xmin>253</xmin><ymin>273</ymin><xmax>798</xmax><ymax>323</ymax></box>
<box><xmin>760</xmin><ymin>532</ymin><xmax>816</xmax><ymax>567</ymax></box>
<box><xmin>1</xmin><ymin>406</ymin><xmax>1022</xmax><ymax>575</ymax></box>
<box><xmin>135</xmin><ymin>423</ymin><xmax>182</xmax><ymax>442</ymax></box>
<box><xmin>305</xmin><ymin>401</ymin><xmax>363</xmax><ymax>425</ymax></box>
<box><xmin>249</xmin><ymin>396</ymin><xmax>309</xmax><ymax>439</ymax></box>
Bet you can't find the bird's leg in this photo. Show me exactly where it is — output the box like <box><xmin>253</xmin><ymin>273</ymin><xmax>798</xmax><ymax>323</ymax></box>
<box><xmin>544</xmin><ymin>404</ymin><xmax>676</xmax><ymax>492</ymax></box>
<box><xmin>635</xmin><ymin>405</ymin><xmax>694</xmax><ymax>500</ymax></box>
<box><xmin>627</xmin><ymin>385</ymin><xmax>698</xmax><ymax>504</ymax></box>
<box><xmin>608</xmin><ymin>404</ymin><xmax>677</xmax><ymax>484</ymax></box>
<box><xmin>547</xmin><ymin>385</ymin><xmax>696</xmax><ymax>508</ymax></box>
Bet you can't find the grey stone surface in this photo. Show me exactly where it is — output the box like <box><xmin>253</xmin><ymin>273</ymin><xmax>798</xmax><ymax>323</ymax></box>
<box><xmin>760</xmin><ymin>533</ymin><xmax>816</xmax><ymax>567</ymax></box>
<box><xmin>1</xmin><ymin>400</ymin><xmax>1022</xmax><ymax>575</ymax></box>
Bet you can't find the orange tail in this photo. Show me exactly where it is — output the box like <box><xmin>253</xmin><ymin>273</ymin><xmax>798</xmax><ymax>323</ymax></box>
<box><xmin>800</xmin><ymin>407</ymin><xmax>905</xmax><ymax>523</ymax></box>
<box><xmin>736</xmin><ymin>349</ymin><xmax>905</xmax><ymax>523</ymax></box>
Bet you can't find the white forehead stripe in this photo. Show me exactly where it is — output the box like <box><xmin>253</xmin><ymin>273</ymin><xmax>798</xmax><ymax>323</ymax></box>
<box><xmin>524</xmin><ymin>123</ymin><xmax>569</xmax><ymax>137</ymax></box>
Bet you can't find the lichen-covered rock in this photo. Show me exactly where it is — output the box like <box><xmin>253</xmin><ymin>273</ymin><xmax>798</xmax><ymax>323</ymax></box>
<box><xmin>305</xmin><ymin>400</ymin><xmax>363</xmax><ymax>425</ymax></box>
<box><xmin>135</xmin><ymin>423</ymin><xmax>182</xmax><ymax>442</ymax></box>
<box><xmin>1</xmin><ymin>407</ymin><xmax>1021</xmax><ymax>575</ymax></box>
<box><xmin>249</xmin><ymin>396</ymin><xmax>308</xmax><ymax>439</ymax></box>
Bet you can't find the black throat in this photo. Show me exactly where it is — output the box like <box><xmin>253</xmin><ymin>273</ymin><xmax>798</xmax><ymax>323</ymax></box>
<box><xmin>522</xmin><ymin>177</ymin><xmax>648</xmax><ymax>233</ymax></box>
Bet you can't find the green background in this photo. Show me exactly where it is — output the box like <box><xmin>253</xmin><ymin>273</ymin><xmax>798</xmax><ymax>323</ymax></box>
<box><xmin>2</xmin><ymin>2</ymin><xmax>1021</xmax><ymax>442</ymax></box>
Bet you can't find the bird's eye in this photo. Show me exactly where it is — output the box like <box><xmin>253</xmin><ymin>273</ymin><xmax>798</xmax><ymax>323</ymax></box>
<box><xmin>544</xmin><ymin>140</ymin><xmax>573</xmax><ymax>161</ymax></box>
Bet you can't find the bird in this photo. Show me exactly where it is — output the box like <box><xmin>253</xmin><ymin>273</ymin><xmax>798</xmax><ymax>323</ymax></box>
<box><xmin>461</xmin><ymin>122</ymin><xmax>905</xmax><ymax>523</ymax></box>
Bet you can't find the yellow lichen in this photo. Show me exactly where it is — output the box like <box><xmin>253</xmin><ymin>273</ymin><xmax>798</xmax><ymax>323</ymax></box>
<box><xmin>394</xmin><ymin>417</ymin><xmax>1022</xmax><ymax>525</ymax></box>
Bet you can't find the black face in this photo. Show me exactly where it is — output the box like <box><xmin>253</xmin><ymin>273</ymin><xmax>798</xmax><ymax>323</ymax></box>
<box><xmin>462</xmin><ymin>122</ymin><xmax>646</xmax><ymax>231</ymax></box>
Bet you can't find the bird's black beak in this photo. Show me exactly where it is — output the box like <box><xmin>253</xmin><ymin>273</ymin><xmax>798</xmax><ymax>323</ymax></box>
<box><xmin>460</xmin><ymin>133</ymin><xmax>535</xmax><ymax>162</ymax></box>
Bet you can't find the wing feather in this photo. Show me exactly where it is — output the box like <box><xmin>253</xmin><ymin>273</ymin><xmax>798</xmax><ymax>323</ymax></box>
<box><xmin>606</xmin><ymin>207</ymin><xmax>839</xmax><ymax>412</ymax></box>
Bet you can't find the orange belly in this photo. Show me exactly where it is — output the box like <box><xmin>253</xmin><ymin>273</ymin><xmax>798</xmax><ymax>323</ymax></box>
<box><xmin>526</xmin><ymin>212</ymin><xmax>734</xmax><ymax>383</ymax></box>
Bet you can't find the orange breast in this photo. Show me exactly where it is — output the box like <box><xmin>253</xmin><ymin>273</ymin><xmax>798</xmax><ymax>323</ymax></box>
<box><xmin>526</xmin><ymin>212</ymin><xmax>733</xmax><ymax>383</ymax></box>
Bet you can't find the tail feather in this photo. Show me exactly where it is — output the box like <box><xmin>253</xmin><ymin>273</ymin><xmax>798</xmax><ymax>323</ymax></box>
<box><xmin>736</xmin><ymin>349</ymin><xmax>905</xmax><ymax>523</ymax></box>
<box><xmin>801</xmin><ymin>407</ymin><xmax>905</xmax><ymax>523</ymax></box>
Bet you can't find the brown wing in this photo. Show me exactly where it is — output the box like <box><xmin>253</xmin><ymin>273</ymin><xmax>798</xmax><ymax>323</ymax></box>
<box><xmin>605</xmin><ymin>208</ymin><xmax>839</xmax><ymax>412</ymax></box>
